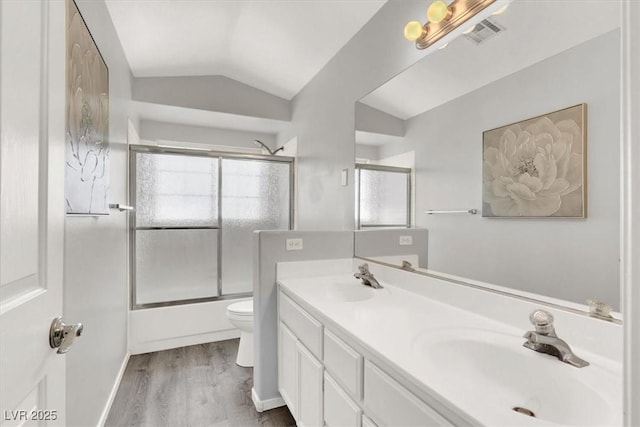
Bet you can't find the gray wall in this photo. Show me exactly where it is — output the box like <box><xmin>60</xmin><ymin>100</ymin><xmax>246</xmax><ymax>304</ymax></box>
<box><xmin>139</xmin><ymin>119</ymin><xmax>277</xmax><ymax>150</ymax></box>
<box><xmin>355</xmin><ymin>102</ymin><xmax>405</xmax><ymax>137</ymax></box>
<box><xmin>133</xmin><ymin>75</ymin><xmax>291</xmax><ymax>121</ymax></box>
<box><xmin>380</xmin><ymin>31</ymin><xmax>621</xmax><ymax>308</ymax></box>
<box><xmin>355</xmin><ymin>144</ymin><xmax>380</xmax><ymax>161</ymax></box>
<box><xmin>63</xmin><ymin>2</ymin><xmax>135</xmax><ymax>425</ymax></box>
<box><xmin>253</xmin><ymin>231</ymin><xmax>354</xmax><ymax>404</ymax></box>
<box><xmin>278</xmin><ymin>2</ymin><xmax>430</xmax><ymax>230</ymax></box>
<box><xmin>355</xmin><ymin>228</ymin><xmax>429</xmax><ymax>268</ymax></box>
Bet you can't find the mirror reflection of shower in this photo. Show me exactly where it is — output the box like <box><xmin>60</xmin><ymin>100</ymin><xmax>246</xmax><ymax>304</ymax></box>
<box><xmin>253</xmin><ymin>139</ymin><xmax>284</xmax><ymax>155</ymax></box>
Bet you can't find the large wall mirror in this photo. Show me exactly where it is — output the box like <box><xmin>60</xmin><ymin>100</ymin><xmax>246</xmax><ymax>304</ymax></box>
<box><xmin>354</xmin><ymin>1</ymin><xmax>622</xmax><ymax>314</ymax></box>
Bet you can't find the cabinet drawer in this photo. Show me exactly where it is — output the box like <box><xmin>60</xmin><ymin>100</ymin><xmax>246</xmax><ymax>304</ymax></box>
<box><xmin>364</xmin><ymin>361</ymin><xmax>453</xmax><ymax>427</ymax></box>
<box><xmin>324</xmin><ymin>329</ymin><xmax>363</xmax><ymax>400</ymax></box>
<box><xmin>324</xmin><ymin>372</ymin><xmax>362</xmax><ymax>427</ymax></box>
<box><xmin>279</xmin><ymin>292</ymin><xmax>323</xmax><ymax>359</ymax></box>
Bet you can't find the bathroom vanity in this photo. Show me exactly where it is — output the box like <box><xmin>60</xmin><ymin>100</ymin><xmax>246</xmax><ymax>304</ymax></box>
<box><xmin>276</xmin><ymin>259</ymin><xmax>622</xmax><ymax>426</ymax></box>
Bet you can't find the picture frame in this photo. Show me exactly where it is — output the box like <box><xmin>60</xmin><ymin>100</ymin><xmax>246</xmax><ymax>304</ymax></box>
<box><xmin>65</xmin><ymin>0</ymin><xmax>110</xmax><ymax>215</ymax></box>
<box><xmin>482</xmin><ymin>104</ymin><xmax>587</xmax><ymax>218</ymax></box>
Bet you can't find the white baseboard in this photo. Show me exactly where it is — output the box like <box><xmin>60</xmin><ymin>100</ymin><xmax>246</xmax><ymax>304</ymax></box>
<box><xmin>251</xmin><ymin>387</ymin><xmax>285</xmax><ymax>412</ymax></box>
<box><xmin>129</xmin><ymin>329</ymin><xmax>240</xmax><ymax>355</ymax></box>
<box><xmin>98</xmin><ymin>352</ymin><xmax>130</xmax><ymax>427</ymax></box>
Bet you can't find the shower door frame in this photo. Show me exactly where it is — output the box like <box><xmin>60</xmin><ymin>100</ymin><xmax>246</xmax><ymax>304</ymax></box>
<box><xmin>129</xmin><ymin>144</ymin><xmax>295</xmax><ymax>310</ymax></box>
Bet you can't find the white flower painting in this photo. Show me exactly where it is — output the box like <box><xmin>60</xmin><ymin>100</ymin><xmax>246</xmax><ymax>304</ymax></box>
<box><xmin>66</xmin><ymin>0</ymin><xmax>109</xmax><ymax>215</ymax></box>
<box><xmin>482</xmin><ymin>104</ymin><xmax>586</xmax><ymax>217</ymax></box>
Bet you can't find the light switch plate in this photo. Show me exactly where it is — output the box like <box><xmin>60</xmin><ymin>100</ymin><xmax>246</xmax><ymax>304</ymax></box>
<box><xmin>286</xmin><ymin>238</ymin><xmax>304</xmax><ymax>251</ymax></box>
<box><xmin>399</xmin><ymin>235</ymin><xmax>413</xmax><ymax>246</ymax></box>
<box><xmin>341</xmin><ymin>169</ymin><xmax>348</xmax><ymax>186</ymax></box>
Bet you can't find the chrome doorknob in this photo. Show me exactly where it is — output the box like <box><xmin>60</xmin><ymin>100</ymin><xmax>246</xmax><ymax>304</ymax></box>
<box><xmin>49</xmin><ymin>317</ymin><xmax>83</xmax><ymax>354</ymax></box>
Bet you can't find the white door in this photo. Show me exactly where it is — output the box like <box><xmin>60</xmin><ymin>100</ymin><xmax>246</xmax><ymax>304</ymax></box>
<box><xmin>1</xmin><ymin>1</ymin><xmax>67</xmax><ymax>425</ymax></box>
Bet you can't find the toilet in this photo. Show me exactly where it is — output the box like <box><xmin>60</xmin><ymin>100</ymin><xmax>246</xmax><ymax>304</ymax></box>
<box><xmin>226</xmin><ymin>300</ymin><xmax>253</xmax><ymax>367</ymax></box>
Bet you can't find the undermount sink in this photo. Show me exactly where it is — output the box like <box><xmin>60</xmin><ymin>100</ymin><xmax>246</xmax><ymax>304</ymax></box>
<box><xmin>320</xmin><ymin>281</ymin><xmax>378</xmax><ymax>302</ymax></box>
<box><xmin>412</xmin><ymin>329</ymin><xmax>620</xmax><ymax>426</ymax></box>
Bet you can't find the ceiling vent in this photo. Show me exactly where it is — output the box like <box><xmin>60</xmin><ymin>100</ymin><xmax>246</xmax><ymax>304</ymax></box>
<box><xmin>463</xmin><ymin>16</ymin><xmax>505</xmax><ymax>45</ymax></box>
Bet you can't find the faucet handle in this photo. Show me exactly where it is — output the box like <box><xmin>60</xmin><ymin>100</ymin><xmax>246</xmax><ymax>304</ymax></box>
<box><xmin>358</xmin><ymin>263</ymin><xmax>370</xmax><ymax>274</ymax></box>
<box><xmin>529</xmin><ymin>309</ymin><xmax>554</xmax><ymax>334</ymax></box>
<box><xmin>586</xmin><ymin>299</ymin><xmax>614</xmax><ymax>320</ymax></box>
<box><xmin>401</xmin><ymin>260</ymin><xmax>415</xmax><ymax>272</ymax></box>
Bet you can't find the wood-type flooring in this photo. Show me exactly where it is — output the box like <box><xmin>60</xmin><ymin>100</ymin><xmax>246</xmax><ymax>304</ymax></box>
<box><xmin>105</xmin><ymin>339</ymin><xmax>295</xmax><ymax>427</ymax></box>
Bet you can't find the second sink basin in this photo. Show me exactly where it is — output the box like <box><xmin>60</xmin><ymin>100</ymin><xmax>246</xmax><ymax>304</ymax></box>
<box><xmin>411</xmin><ymin>329</ymin><xmax>621</xmax><ymax>426</ymax></box>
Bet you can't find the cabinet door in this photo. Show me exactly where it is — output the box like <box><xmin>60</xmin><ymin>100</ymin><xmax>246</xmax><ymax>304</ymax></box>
<box><xmin>297</xmin><ymin>342</ymin><xmax>324</xmax><ymax>427</ymax></box>
<box><xmin>279</xmin><ymin>321</ymin><xmax>298</xmax><ymax>417</ymax></box>
<box><xmin>324</xmin><ymin>372</ymin><xmax>362</xmax><ymax>427</ymax></box>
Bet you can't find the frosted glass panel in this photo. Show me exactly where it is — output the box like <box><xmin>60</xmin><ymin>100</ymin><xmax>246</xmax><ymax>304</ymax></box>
<box><xmin>221</xmin><ymin>159</ymin><xmax>290</xmax><ymax>294</ymax></box>
<box><xmin>359</xmin><ymin>169</ymin><xmax>408</xmax><ymax>226</ymax></box>
<box><xmin>136</xmin><ymin>153</ymin><xmax>219</xmax><ymax>227</ymax></box>
<box><xmin>135</xmin><ymin>229</ymin><xmax>219</xmax><ymax>305</ymax></box>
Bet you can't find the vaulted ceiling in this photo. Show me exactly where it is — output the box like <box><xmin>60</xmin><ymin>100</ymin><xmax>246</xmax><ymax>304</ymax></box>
<box><xmin>105</xmin><ymin>0</ymin><xmax>387</xmax><ymax>100</ymax></box>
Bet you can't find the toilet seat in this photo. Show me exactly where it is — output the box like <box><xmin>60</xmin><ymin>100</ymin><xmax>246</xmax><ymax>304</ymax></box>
<box><xmin>227</xmin><ymin>300</ymin><xmax>253</xmax><ymax>316</ymax></box>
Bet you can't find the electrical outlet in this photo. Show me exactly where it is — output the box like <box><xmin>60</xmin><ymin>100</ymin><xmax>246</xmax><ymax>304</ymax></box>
<box><xmin>399</xmin><ymin>235</ymin><xmax>413</xmax><ymax>246</ymax></box>
<box><xmin>286</xmin><ymin>238</ymin><xmax>303</xmax><ymax>251</ymax></box>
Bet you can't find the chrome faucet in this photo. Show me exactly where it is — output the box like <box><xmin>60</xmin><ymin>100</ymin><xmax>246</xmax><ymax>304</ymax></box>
<box><xmin>523</xmin><ymin>309</ymin><xmax>589</xmax><ymax>368</ymax></box>
<box><xmin>401</xmin><ymin>260</ymin><xmax>415</xmax><ymax>272</ymax></box>
<box><xmin>354</xmin><ymin>263</ymin><xmax>383</xmax><ymax>289</ymax></box>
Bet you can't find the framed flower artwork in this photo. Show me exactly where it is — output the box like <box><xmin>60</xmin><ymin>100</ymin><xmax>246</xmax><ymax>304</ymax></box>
<box><xmin>65</xmin><ymin>0</ymin><xmax>110</xmax><ymax>215</ymax></box>
<box><xmin>482</xmin><ymin>104</ymin><xmax>587</xmax><ymax>218</ymax></box>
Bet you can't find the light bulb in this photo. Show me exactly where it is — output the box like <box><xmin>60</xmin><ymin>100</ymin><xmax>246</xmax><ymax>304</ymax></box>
<box><xmin>404</xmin><ymin>21</ymin><xmax>424</xmax><ymax>41</ymax></box>
<box><xmin>427</xmin><ymin>1</ymin><xmax>451</xmax><ymax>24</ymax></box>
<box><xmin>492</xmin><ymin>3</ymin><xmax>509</xmax><ymax>15</ymax></box>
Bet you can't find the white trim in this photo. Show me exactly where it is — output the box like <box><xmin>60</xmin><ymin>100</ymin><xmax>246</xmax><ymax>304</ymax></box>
<box><xmin>622</xmin><ymin>1</ymin><xmax>640</xmax><ymax>425</ymax></box>
<box><xmin>140</xmin><ymin>138</ymin><xmax>264</xmax><ymax>155</ymax></box>
<box><xmin>251</xmin><ymin>387</ymin><xmax>285</xmax><ymax>412</ymax></box>
<box><xmin>98</xmin><ymin>352</ymin><xmax>130</xmax><ymax>427</ymax></box>
<box><xmin>129</xmin><ymin>329</ymin><xmax>240</xmax><ymax>355</ymax></box>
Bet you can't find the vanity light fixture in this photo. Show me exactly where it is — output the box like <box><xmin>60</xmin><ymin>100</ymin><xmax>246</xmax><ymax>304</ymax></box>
<box><xmin>404</xmin><ymin>0</ymin><xmax>498</xmax><ymax>50</ymax></box>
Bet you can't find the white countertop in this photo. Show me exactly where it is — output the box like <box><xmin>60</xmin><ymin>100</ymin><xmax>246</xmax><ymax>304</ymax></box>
<box><xmin>276</xmin><ymin>258</ymin><xmax>622</xmax><ymax>426</ymax></box>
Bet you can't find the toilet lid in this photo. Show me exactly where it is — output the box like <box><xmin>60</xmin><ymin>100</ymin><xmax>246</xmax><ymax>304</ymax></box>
<box><xmin>228</xmin><ymin>300</ymin><xmax>253</xmax><ymax>316</ymax></box>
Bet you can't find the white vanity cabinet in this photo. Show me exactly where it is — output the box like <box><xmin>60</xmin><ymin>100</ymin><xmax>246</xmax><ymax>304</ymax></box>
<box><xmin>278</xmin><ymin>292</ymin><xmax>324</xmax><ymax>427</ymax></box>
<box><xmin>278</xmin><ymin>321</ymin><xmax>298</xmax><ymax>416</ymax></box>
<box><xmin>323</xmin><ymin>329</ymin><xmax>363</xmax><ymax>400</ymax></box>
<box><xmin>278</xmin><ymin>287</ymin><xmax>455</xmax><ymax>427</ymax></box>
<box><xmin>278</xmin><ymin>321</ymin><xmax>324</xmax><ymax>427</ymax></box>
<box><xmin>364</xmin><ymin>361</ymin><xmax>453</xmax><ymax>426</ymax></box>
<box><xmin>297</xmin><ymin>342</ymin><xmax>324</xmax><ymax>426</ymax></box>
<box><xmin>324</xmin><ymin>371</ymin><xmax>362</xmax><ymax>427</ymax></box>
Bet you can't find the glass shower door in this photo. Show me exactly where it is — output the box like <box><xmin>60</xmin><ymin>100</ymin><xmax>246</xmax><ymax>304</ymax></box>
<box><xmin>133</xmin><ymin>152</ymin><xmax>220</xmax><ymax>306</ymax></box>
<box><xmin>131</xmin><ymin>147</ymin><xmax>293</xmax><ymax>308</ymax></box>
<box><xmin>220</xmin><ymin>158</ymin><xmax>291</xmax><ymax>294</ymax></box>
